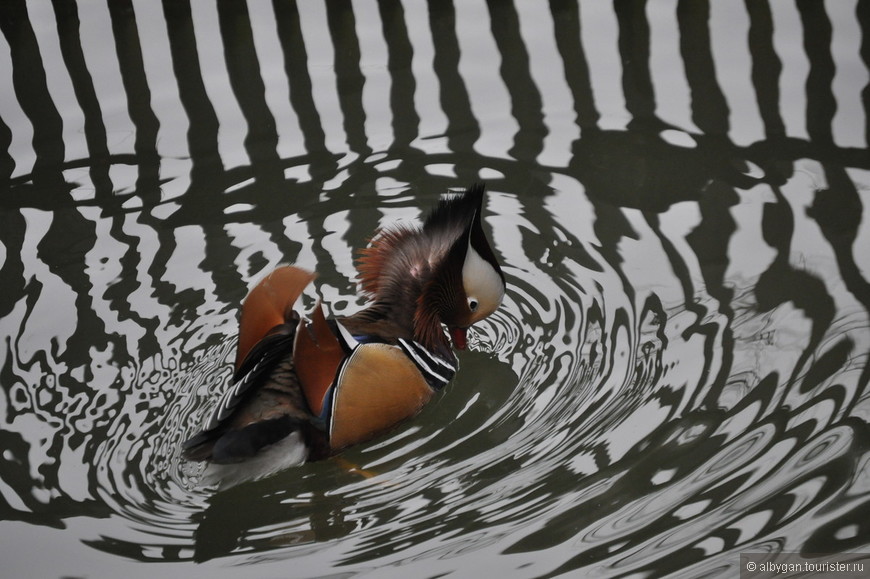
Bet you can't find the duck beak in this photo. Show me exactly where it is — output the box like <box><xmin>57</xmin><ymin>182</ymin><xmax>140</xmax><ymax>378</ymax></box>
<box><xmin>450</xmin><ymin>327</ymin><xmax>468</xmax><ymax>350</ymax></box>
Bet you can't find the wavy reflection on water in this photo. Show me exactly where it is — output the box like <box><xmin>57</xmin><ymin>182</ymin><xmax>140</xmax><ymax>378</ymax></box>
<box><xmin>1</xmin><ymin>0</ymin><xmax>870</xmax><ymax>577</ymax></box>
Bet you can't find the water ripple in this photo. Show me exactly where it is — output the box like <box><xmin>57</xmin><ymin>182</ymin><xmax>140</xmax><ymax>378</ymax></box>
<box><xmin>0</xmin><ymin>0</ymin><xmax>868</xmax><ymax>575</ymax></box>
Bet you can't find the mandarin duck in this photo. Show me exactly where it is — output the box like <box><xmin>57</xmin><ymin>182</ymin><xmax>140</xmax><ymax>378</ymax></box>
<box><xmin>183</xmin><ymin>184</ymin><xmax>505</xmax><ymax>471</ymax></box>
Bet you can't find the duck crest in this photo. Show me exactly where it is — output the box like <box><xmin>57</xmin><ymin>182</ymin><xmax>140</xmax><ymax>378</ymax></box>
<box><xmin>356</xmin><ymin>226</ymin><xmax>420</xmax><ymax>300</ymax></box>
<box><xmin>352</xmin><ymin>184</ymin><xmax>494</xmax><ymax>355</ymax></box>
<box><xmin>357</xmin><ymin>184</ymin><xmax>489</xmax><ymax>294</ymax></box>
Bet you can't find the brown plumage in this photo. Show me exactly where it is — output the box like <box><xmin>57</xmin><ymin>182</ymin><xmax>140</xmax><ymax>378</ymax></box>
<box><xmin>182</xmin><ymin>184</ymin><xmax>505</xmax><ymax>472</ymax></box>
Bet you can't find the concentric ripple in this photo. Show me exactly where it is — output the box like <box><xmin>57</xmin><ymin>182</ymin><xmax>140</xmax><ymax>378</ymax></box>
<box><xmin>3</xmin><ymin>158</ymin><xmax>869</xmax><ymax>577</ymax></box>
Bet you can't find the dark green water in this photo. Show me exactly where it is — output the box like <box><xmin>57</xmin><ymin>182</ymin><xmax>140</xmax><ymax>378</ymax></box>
<box><xmin>1</xmin><ymin>1</ymin><xmax>869</xmax><ymax>577</ymax></box>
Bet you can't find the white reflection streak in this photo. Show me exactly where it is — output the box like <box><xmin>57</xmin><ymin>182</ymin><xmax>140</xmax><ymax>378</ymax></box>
<box><xmin>283</xmin><ymin>213</ymin><xmax>318</xmax><ymax>274</ymax></box>
<box><xmin>226</xmin><ymin>221</ymin><xmax>285</xmax><ymax>281</ymax></box>
<box><xmin>160</xmin><ymin>223</ymin><xmax>237</xmax><ymax>349</ymax></box>
<box><xmin>616</xmin><ymin>211</ymin><xmax>676</xmax><ymax>387</ymax></box>
<box><xmin>27</xmin><ymin>0</ymin><xmax>88</xmax><ymax>166</ymax></box>
<box><xmin>578</xmin><ymin>0</ymin><xmax>629</xmax><ymax>131</ymax></box>
<box><xmin>322</xmin><ymin>209</ymin><xmax>360</xmax><ymax>290</ymax></box>
<box><xmin>709</xmin><ymin>0</ymin><xmax>765</xmax><ymax>146</ymax></box>
<box><xmin>296</xmin><ymin>1</ymin><xmax>346</xmax><ymax>156</ymax></box>
<box><xmin>161</xmin><ymin>225</ymin><xmax>215</xmax><ymax>315</ymax></box>
<box><xmin>132</xmin><ymin>0</ymin><xmax>191</xmax><ymax>201</ymax></box>
<box><xmin>247</xmin><ymin>0</ymin><xmax>307</xmax><ymax>161</ymax></box>
<box><xmin>652</xmin><ymin>202</ymin><xmax>705</xmax><ymax>294</ymax></box>
<box><xmin>492</xmin><ymin>192</ymin><xmax>562</xmax><ymax>328</ymax></box>
<box><xmin>827</xmin><ymin>0</ymin><xmax>869</xmax><ymax>149</ymax></box>
<box><xmin>782</xmin><ymin>161</ymin><xmax>858</xmax><ymax>314</ymax></box>
<box><xmin>725</xmin><ymin>184</ymin><xmax>779</xmax><ymax>282</ymax></box>
<box><xmin>770</xmin><ymin>1</ymin><xmax>809</xmax><ymax>141</ymax></box>
<box><xmin>847</xmin><ymin>168</ymin><xmax>870</xmax><ymax>280</ymax></box>
<box><xmin>0</xmin><ymin>20</ymin><xmax>35</xmax><ymax>179</ymax></box>
<box><xmin>374</xmin><ymin>204</ymin><xmax>421</xmax><ymax>233</ymax></box>
<box><xmin>352</xmin><ymin>0</ymin><xmax>394</xmax><ymax>153</ymax></box>
<box><xmin>16</xmin><ymin>209</ymin><xmax>78</xmax><ymax>361</ymax></box>
<box><xmin>454</xmin><ymin>0</ymin><xmax>517</xmax><ymax>160</ymax></box>
<box><xmin>603</xmin><ymin>401</ymin><xmax>670</xmax><ymax>461</ymax></box>
<box><xmin>132</xmin><ymin>0</ymin><xmax>189</xmax><ymax>159</ymax></box>
<box><xmin>544</xmin><ymin>174</ymin><xmax>599</xmax><ymax>250</ymax></box>
<box><xmin>121</xmin><ymin>211</ymin><xmax>175</xmax><ymax>351</ymax></box>
<box><xmin>542</xmin><ymin>176</ymin><xmax>610</xmax><ymax>374</ymax></box>
<box><xmin>189</xmin><ymin>1</ymin><xmax>251</xmax><ymax>170</ymax></box>
<box><xmin>620</xmin><ymin>207</ymin><xmax>691</xmax><ymax>310</ymax></box>
<box><xmin>76</xmin><ymin>1</ymin><xmax>137</xmax><ymax>159</ymax></box>
<box><xmin>403</xmin><ymin>0</ymin><xmax>449</xmax><ymax>155</ymax></box>
<box><xmin>514</xmin><ymin>1</ymin><xmax>579</xmax><ymax>168</ymax></box>
<box><xmin>780</xmin><ymin>161</ymin><xmax>828</xmax><ymax>267</ymax></box>
<box><xmin>80</xmin><ymin>206</ymin><xmax>145</xmax><ymax>359</ymax></box>
<box><xmin>647</xmin><ymin>0</ymin><xmax>700</xmax><ymax>135</ymax></box>
<box><xmin>652</xmin><ymin>203</ymin><xmax>728</xmax><ymax>405</ymax></box>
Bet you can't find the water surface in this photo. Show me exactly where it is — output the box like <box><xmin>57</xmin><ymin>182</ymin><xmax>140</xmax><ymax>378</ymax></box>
<box><xmin>1</xmin><ymin>1</ymin><xmax>869</xmax><ymax>577</ymax></box>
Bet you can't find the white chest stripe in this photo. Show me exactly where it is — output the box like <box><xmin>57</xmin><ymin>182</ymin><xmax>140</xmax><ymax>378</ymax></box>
<box><xmin>398</xmin><ymin>339</ymin><xmax>458</xmax><ymax>389</ymax></box>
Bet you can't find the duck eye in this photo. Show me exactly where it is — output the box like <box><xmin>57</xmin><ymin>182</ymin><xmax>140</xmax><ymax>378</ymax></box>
<box><xmin>468</xmin><ymin>297</ymin><xmax>479</xmax><ymax>312</ymax></box>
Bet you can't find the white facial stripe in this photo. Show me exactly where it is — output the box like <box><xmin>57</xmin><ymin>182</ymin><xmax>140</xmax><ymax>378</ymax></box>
<box><xmin>462</xmin><ymin>244</ymin><xmax>504</xmax><ymax>319</ymax></box>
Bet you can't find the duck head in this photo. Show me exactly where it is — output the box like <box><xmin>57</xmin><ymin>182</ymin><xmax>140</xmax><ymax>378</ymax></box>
<box><xmin>417</xmin><ymin>187</ymin><xmax>505</xmax><ymax>352</ymax></box>
<box><xmin>353</xmin><ymin>184</ymin><xmax>505</xmax><ymax>358</ymax></box>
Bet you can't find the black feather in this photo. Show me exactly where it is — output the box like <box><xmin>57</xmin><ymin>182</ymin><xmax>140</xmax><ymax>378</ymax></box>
<box><xmin>181</xmin><ymin>326</ymin><xmax>296</xmax><ymax>460</ymax></box>
<box><xmin>423</xmin><ymin>183</ymin><xmax>486</xmax><ymax>237</ymax></box>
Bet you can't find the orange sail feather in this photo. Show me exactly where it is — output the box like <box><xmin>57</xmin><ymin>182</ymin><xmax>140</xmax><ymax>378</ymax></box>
<box><xmin>235</xmin><ymin>266</ymin><xmax>316</xmax><ymax>371</ymax></box>
<box><xmin>293</xmin><ymin>300</ymin><xmax>345</xmax><ymax>415</ymax></box>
